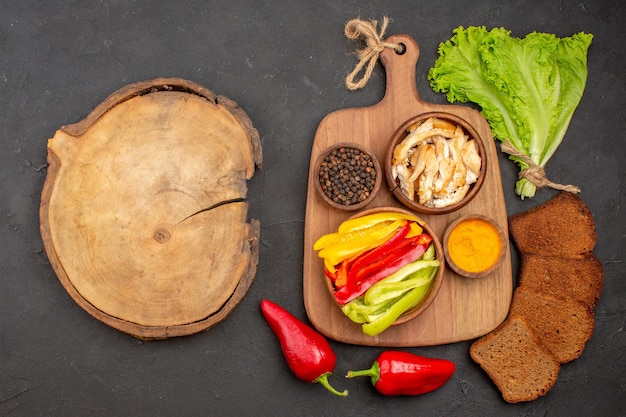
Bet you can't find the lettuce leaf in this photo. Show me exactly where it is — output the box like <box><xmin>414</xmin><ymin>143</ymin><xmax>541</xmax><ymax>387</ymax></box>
<box><xmin>428</xmin><ymin>26</ymin><xmax>592</xmax><ymax>198</ymax></box>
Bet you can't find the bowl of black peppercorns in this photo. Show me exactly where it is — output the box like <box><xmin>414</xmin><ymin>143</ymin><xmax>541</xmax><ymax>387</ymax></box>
<box><xmin>314</xmin><ymin>142</ymin><xmax>382</xmax><ymax>211</ymax></box>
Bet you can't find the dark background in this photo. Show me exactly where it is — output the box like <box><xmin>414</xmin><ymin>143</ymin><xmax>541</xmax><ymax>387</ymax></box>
<box><xmin>1</xmin><ymin>1</ymin><xmax>624</xmax><ymax>416</ymax></box>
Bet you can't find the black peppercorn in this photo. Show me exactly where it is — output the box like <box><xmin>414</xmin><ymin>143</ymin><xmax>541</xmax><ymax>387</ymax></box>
<box><xmin>318</xmin><ymin>146</ymin><xmax>377</xmax><ymax>206</ymax></box>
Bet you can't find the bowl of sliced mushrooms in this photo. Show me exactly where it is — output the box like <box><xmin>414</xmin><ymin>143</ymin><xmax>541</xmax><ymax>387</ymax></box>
<box><xmin>384</xmin><ymin>112</ymin><xmax>487</xmax><ymax>215</ymax></box>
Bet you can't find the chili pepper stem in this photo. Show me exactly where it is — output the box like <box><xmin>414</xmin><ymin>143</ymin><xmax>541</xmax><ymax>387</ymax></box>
<box><xmin>345</xmin><ymin>361</ymin><xmax>381</xmax><ymax>385</ymax></box>
<box><xmin>314</xmin><ymin>372</ymin><xmax>348</xmax><ymax>397</ymax></box>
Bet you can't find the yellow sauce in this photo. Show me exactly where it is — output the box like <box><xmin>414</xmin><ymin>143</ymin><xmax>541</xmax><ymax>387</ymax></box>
<box><xmin>447</xmin><ymin>218</ymin><xmax>502</xmax><ymax>273</ymax></box>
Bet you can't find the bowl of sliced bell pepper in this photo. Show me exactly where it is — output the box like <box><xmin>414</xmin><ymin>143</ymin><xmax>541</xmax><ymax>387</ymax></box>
<box><xmin>313</xmin><ymin>207</ymin><xmax>445</xmax><ymax>336</ymax></box>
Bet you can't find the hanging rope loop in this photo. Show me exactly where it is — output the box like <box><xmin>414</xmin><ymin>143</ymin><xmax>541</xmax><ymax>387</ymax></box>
<box><xmin>344</xmin><ymin>17</ymin><xmax>402</xmax><ymax>90</ymax></box>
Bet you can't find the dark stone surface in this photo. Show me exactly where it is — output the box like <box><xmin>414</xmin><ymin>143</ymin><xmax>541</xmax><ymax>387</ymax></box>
<box><xmin>1</xmin><ymin>1</ymin><xmax>624</xmax><ymax>416</ymax></box>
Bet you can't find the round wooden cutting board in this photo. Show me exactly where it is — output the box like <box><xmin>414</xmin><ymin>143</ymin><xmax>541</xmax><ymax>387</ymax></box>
<box><xmin>40</xmin><ymin>78</ymin><xmax>262</xmax><ymax>340</ymax></box>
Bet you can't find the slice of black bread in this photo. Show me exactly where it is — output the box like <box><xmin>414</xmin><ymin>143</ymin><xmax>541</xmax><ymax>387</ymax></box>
<box><xmin>509</xmin><ymin>287</ymin><xmax>595</xmax><ymax>363</ymax></box>
<box><xmin>470</xmin><ymin>315</ymin><xmax>560</xmax><ymax>403</ymax></box>
<box><xmin>519</xmin><ymin>253</ymin><xmax>604</xmax><ymax>309</ymax></box>
<box><xmin>508</xmin><ymin>192</ymin><xmax>597</xmax><ymax>257</ymax></box>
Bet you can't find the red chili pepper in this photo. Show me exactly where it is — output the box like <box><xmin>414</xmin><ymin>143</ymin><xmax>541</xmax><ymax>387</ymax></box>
<box><xmin>346</xmin><ymin>351</ymin><xmax>455</xmax><ymax>396</ymax></box>
<box><xmin>260</xmin><ymin>300</ymin><xmax>348</xmax><ymax>396</ymax></box>
<box><xmin>334</xmin><ymin>241</ymin><xmax>430</xmax><ymax>305</ymax></box>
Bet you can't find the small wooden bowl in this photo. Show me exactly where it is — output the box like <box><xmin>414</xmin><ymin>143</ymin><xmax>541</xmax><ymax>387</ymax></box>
<box><xmin>323</xmin><ymin>206</ymin><xmax>445</xmax><ymax>327</ymax></box>
<box><xmin>313</xmin><ymin>142</ymin><xmax>382</xmax><ymax>211</ymax></box>
<box><xmin>443</xmin><ymin>214</ymin><xmax>506</xmax><ymax>278</ymax></box>
<box><xmin>384</xmin><ymin>112</ymin><xmax>487</xmax><ymax>215</ymax></box>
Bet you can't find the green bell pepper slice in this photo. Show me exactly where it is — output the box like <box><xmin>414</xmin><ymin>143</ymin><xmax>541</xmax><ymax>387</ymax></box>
<box><xmin>364</xmin><ymin>258</ymin><xmax>439</xmax><ymax>288</ymax></box>
<box><xmin>422</xmin><ymin>243</ymin><xmax>435</xmax><ymax>260</ymax></box>
<box><xmin>363</xmin><ymin>265</ymin><xmax>437</xmax><ymax>305</ymax></box>
<box><xmin>341</xmin><ymin>297</ymin><xmax>396</xmax><ymax>324</ymax></box>
<box><xmin>361</xmin><ymin>281</ymin><xmax>434</xmax><ymax>337</ymax></box>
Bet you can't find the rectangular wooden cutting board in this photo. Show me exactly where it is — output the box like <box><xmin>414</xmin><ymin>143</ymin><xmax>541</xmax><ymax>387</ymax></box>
<box><xmin>302</xmin><ymin>34</ymin><xmax>512</xmax><ymax>347</ymax></box>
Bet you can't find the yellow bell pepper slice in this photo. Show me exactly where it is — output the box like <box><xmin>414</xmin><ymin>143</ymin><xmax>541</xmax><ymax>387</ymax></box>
<box><xmin>337</xmin><ymin>212</ymin><xmax>423</xmax><ymax>234</ymax></box>
<box><xmin>318</xmin><ymin>219</ymin><xmax>406</xmax><ymax>266</ymax></box>
<box><xmin>324</xmin><ymin>257</ymin><xmax>336</xmax><ymax>273</ymax></box>
<box><xmin>405</xmin><ymin>221</ymin><xmax>424</xmax><ymax>238</ymax></box>
<box><xmin>314</xmin><ymin>220</ymin><xmax>393</xmax><ymax>251</ymax></box>
<box><xmin>314</xmin><ymin>233</ymin><xmax>340</xmax><ymax>251</ymax></box>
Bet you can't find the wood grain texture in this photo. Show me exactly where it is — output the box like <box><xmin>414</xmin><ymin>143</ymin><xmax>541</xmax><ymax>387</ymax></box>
<box><xmin>303</xmin><ymin>35</ymin><xmax>512</xmax><ymax>346</ymax></box>
<box><xmin>40</xmin><ymin>78</ymin><xmax>261</xmax><ymax>340</ymax></box>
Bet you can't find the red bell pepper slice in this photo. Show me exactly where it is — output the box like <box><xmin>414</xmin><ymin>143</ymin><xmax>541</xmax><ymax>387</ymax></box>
<box><xmin>328</xmin><ymin>246</ymin><xmax>375</xmax><ymax>289</ymax></box>
<box><xmin>334</xmin><ymin>260</ymin><xmax>349</xmax><ymax>288</ymax></box>
<box><xmin>414</xmin><ymin>232</ymin><xmax>433</xmax><ymax>246</ymax></box>
<box><xmin>334</xmin><ymin>240</ymin><xmax>430</xmax><ymax>305</ymax></box>
<box><xmin>324</xmin><ymin>268</ymin><xmax>337</xmax><ymax>282</ymax></box>
<box><xmin>348</xmin><ymin>223</ymin><xmax>412</xmax><ymax>277</ymax></box>
<box><xmin>347</xmin><ymin>233</ymin><xmax>432</xmax><ymax>286</ymax></box>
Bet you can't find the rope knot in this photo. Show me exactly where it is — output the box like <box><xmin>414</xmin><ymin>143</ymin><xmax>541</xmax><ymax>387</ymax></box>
<box><xmin>344</xmin><ymin>17</ymin><xmax>401</xmax><ymax>90</ymax></box>
<box><xmin>500</xmin><ymin>141</ymin><xmax>581</xmax><ymax>194</ymax></box>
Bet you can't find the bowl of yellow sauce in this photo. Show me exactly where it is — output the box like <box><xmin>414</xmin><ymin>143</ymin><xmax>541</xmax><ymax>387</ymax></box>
<box><xmin>443</xmin><ymin>215</ymin><xmax>505</xmax><ymax>278</ymax></box>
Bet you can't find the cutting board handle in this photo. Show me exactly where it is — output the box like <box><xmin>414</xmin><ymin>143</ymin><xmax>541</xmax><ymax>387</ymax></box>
<box><xmin>379</xmin><ymin>34</ymin><xmax>424</xmax><ymax>107</ymax></box>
